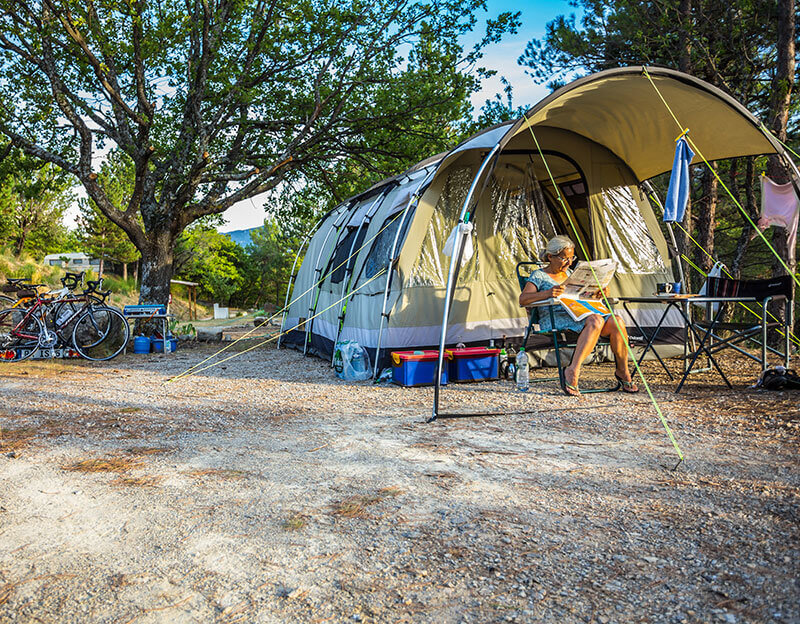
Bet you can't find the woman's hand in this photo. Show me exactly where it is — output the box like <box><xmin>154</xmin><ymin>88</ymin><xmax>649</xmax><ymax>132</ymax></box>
<box><xmin>549</xmin><ymin>284</ymin><xmax>565</xmax><ymax>298</ymax></box>
<box><xmin>588</xmin><ymin>287</ymin><xmax>608</xmax><ymax>299</ymax></box>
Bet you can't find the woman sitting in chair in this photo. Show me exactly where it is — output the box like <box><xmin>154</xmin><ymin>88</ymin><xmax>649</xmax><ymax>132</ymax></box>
<box><xmin>518</xmin><ymin>235</ymin><xmax>638</xmax><ymax>396</ymax></box>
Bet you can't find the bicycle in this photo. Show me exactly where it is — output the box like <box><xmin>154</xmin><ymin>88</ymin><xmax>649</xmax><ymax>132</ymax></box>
<box><xmin>0</xmin><ymin>279</ymin><xmax>129</xmax><ymax>361</ymax></box>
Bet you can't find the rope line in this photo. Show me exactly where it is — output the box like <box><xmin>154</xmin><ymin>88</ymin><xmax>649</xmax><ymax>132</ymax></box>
<box><xmin>642</xmin><ymin>66</ymin><xmax>800</xmax><ymax>291</ymax></box>
<box><xmin>759</xmin><ymin>122</ymin><xmax>800</xmax><ymax>163</ymax></box>
<box><xmin>167</xmin><ymin>209</ymin><xmax>408</xmax><ymax>383</ymax></box>
<box><xmin>167</xmin><ymin>269</ymin><xmax>387</xmax><ymax>382</ymax></box>
<box><xmin>522</xmin><ymin>115</ymin><xmax>684</xmax><ymax>462</ymax></box>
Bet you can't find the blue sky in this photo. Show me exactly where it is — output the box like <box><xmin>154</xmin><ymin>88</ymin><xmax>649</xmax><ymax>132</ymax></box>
<box><xmin>220</xmin><ymin>1</ymin><xmax>577</xmax><ymax>232</ymax></box>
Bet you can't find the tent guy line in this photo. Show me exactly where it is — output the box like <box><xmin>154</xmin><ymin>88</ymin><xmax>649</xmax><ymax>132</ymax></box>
<box><xmin>166</xmin><ymin>269</ymin><xmax>388</xmax><ymax>383</ymax></box>
<box><xmin>522</xmin><ymin>114</ymin><xmax>684</xmax><ymax>466</ymax></box>
<box><xmin>167</xmin><ymin>211</ymin><xmax>406</xmax><ymax>383</ymax></box>
<box><xmin>670</xmin><ymin>220</ymin><xmax>800</xmax><ymax>349</ymax></box>
<box><xmin>642</xmin><ymin>66</ymin><xmax>800</xmax><ymax>291</ymax></box>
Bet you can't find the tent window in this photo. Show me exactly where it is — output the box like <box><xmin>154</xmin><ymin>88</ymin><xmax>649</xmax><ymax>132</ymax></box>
<box><xmin>364</xmin><ymin>208</ymin><xmax>415</xmax><ymax>280</ymax></box>
<box><xmin>328</xmin><ymin>227</ymin><xmax>367</xmax><ymax>284</ymax></box>
<box><xmin>600</xmin><ymin>185</ymin><xmax>666</xmax><ymax>274</ymax></box>
<box><xmin>487</xmin><ymin>167</ymin><xmax>556</xmax><ymax>278</ymax></box>
<box><xmin>409</xmin><ymin>167</ymin><xmax>474</xmax><ymax>287</ymax></box>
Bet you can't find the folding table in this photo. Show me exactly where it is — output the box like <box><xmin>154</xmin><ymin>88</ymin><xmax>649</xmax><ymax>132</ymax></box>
<box><xmin>618</xmin><ymin>292</ymin><xmax>792</xmax><ymax>392</ymax></box>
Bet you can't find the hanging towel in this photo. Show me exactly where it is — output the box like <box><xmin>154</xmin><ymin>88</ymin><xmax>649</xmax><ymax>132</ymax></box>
<box><xmin>663</xmin><ymin>137</ymin><xmax>695</xmax><ymax>222</ymax></box>
<box><xmin>758</xmin><ymin>176</ymin><xmax>799</xmax><ymax>264</ymax></box>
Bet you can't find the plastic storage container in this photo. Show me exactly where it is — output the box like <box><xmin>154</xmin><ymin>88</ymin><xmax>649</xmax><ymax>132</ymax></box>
<box><xmin>391</xmin><ymin>350</ymin><xmax>448</xmax><ymax>387</ymax></box>
<box><xmin>132</xmin><ymin>336</ymin><xmax>151</xmax><ymax>354</ymax></box>
<box><xmin>151</xmin><ymin>337</ymin><xmax>178</xmax><ymax>353</ymax></box>
<box><xmin>445</xmin><ymin>347</ymin><xmax>500</xmax><ymax>382</ymax></box>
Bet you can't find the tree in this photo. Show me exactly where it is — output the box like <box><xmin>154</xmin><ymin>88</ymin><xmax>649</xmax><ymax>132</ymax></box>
<box><xmin>173</xmin><ymin>224</ymin><xmax>245</xmax><ymax>304</ymax></box>
<box><xmin>240</xmin><ymin>219</ymin><xmax>297</xmax><ymax>309</ymax></box>
<box><xmin>0</xmin><ymin>148</ymin><xmax>74</xmax><ymax>257</ymax></box>
<box><xmin>0</xmin><ymin>0</ymin><xmax>519</xmax><ymax>305</ymax></box>
<box><xmin>77</xmin><ymin>151</ymin><xmax>140</xmax><ymax>278</ymax></box>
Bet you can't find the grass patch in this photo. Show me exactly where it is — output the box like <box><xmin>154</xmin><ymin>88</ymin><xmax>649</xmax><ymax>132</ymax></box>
<box><xmin>185</xmin><ymin>468</ymin><xmax>248</xmax><ymax>480</ymax></box>
<box><xmin>281</xmin><ymin>512</ymin><xmax>308</xmax><ymax>531</ymax></box>
<box><xmin>63</xmin><ymin>457</ymin><xmax>142</xmax><ymax>473</ymax></box>
<box><xmin>331</xmin><ymin>486</ymin><xmax>404</xmax><ymax>519</ymax></box>
<box><xmin>111</xmin><ymin>475</ymin><xmax>163</xmax><ymax>487</ymax></box>
<box><xmin>0</xmin><ymin>427</ymin><xmax>36</xmax><ymax>451</ymax></box>
<box><xmin>125</xmin><ymin>446</ymin><xmax>171</xmax><ymax>456</ymax></box>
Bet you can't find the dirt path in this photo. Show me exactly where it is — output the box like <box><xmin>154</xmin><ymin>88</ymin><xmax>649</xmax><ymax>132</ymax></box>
<box><xmin>1</xmin><ymin>344</ymin><xmax>798</xmax><ymax>623</ymax></box>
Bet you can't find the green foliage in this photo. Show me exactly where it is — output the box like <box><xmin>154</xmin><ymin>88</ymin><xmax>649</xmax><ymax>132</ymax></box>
<box><xmin>101</xmin><ymin>275</ymin><xmax>138</xmax><ymax>297</ymax></box>
<box><xmin>174</xmin><ymin>225</ymin><xmax>245</xmax><ymax>304</ymax></box>
<box><xmin>238</xmin><ymin>219</ymin><xmax>299</xmax><ymax>309</ymax></box>
<box><xmin>0</xmin><ymin>148</ymin><xmax>75</xmax><ymax>258</ymax></box>
<box><xmin>77</xmin><ymin>151</ymin><xmax>141</xmax><ymax>270</ymax></box>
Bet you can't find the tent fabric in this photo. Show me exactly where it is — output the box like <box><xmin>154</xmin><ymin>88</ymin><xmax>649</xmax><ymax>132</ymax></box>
<box><xmin>281</xmin><ymin>67</ymin><xmax>790</xmax><ymax>369</ymax></box>
<box><xmin>663</xmin><ymin>137</ymin><xmax>695</xmax><ymax>222</ymax></box>
<box><xmin>506</xmin><ymin>67</ymin><xmax>778</xmax><ymax>181</ymax></box>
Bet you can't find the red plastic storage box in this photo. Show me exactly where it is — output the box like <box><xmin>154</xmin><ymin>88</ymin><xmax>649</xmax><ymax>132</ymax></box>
<box><xmin>391</xmin><ymin>350</ymin><xmax>448</xmax><ymax>387</ymax></box>
<box><xmin>445</xmin><ymin>347</ymin><xmax>500</xmax><ymax>382</ymax></box>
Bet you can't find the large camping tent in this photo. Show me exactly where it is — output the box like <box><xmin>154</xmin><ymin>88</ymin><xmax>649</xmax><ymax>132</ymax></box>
<box><xmin>279</xmin><ymin>67</ymin><xmax>799</xmax><ymax>373</ymax></box>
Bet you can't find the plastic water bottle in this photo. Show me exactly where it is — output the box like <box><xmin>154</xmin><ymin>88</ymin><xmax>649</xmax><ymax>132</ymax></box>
<box><xmin>516</xmin><ymin>348</ymin><xmax>529</xmax><ymax>392</ymax></box>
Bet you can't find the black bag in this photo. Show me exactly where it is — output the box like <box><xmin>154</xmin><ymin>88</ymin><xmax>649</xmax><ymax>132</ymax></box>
<box><xmin>759</xmin><ymin>367</ymin><xmax>800</xmax><ymax>391</ymax></box>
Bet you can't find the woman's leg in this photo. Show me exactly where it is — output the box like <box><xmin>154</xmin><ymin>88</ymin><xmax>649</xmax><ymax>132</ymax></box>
<box><xmin>600</xmin><ymin>314</ymin><xmax>632</xmax><ymax>381</ymax></box>
<box><xmin>564</xmin><ymin>314</ymin><xmax>604</xmax><ymax>388</ymax></box>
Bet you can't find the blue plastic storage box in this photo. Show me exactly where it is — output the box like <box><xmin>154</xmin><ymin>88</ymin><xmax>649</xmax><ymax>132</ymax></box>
<box><xmin>391</xmin><ymin>350</ymin><xmax>448</xmax><ymax>387</ymax></box>
<box><xmin>151</xmin><ymin>337</ymin><xmax>178</xmax><ymax>353</ymax></box>
<box><xmin>445</xmin><ymin>347</ymin><xmax>500</xmax><ymax>382</ymax></box>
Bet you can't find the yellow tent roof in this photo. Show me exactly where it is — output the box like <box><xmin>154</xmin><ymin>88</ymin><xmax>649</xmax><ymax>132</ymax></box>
<box><xmin>504</xmin><ymin>66</ymin><xmax>778</xmax><ymax>181</ymax></box>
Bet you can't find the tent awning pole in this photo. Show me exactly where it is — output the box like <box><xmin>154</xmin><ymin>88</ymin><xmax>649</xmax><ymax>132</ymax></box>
<box><xmin>432</xmin><ymin>144</ymin><xmax>502</xmax><ymax>422</ymax></box>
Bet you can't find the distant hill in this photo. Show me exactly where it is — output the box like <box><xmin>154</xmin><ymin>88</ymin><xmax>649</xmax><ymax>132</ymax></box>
<box><xmin>223</xmin><ymin>226</ymin><xmax>263</xmax><ymax>247</ymax></box>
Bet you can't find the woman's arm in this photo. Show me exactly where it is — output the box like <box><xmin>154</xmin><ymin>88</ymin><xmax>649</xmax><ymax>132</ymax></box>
<box><xmin>519</xmin><ymin>281</ymin><xmax>565</xmax><ymax>307</ymax></box>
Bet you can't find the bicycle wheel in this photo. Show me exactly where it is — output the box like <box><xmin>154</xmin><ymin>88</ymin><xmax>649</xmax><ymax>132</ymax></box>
<box><xmin>0</xmin><ymin>308</ymin><xmax>44</xmax><ymax>361</ymax></box>
<box><xmin>72</xmin><ymin>306</ymin><xmax>129</xmax><ymax>361</ymax></box>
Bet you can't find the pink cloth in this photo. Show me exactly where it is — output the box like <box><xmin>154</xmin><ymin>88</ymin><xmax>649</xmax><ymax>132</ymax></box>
<box><xmin>759</xmin><ymin>176</ymin><xmax>799</xmax><ymax>264</ymax></box>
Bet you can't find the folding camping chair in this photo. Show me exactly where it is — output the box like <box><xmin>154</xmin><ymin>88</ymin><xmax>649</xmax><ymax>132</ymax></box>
<box><xmin>678</xmin><ymin>275</ymin><xmax>794</xmax><ymax>391</ymax></box>
<box><xmin>516</xmin><ymin>262</ymin><xmax>620</xmax><ymax>394</ymax></box>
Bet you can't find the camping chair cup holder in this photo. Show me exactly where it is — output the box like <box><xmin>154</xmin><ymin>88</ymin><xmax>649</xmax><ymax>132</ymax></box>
<box><xmin>516</xmin><ymin>262</ymin><xmax>621</xmax><ymax>395</ymax></box>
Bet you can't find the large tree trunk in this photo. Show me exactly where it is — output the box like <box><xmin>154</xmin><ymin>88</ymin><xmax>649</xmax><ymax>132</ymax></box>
<box><xmin>731</xmin><ymin>158</ymin><xmax>758</xmax><ymax>278</ymax></box>
<box><xmin>696</xmin><ymin>163</ymin><xmax>718</xmax><ymax>275</ymax></box>
<box><xmin>766</xmin><ymin>0</ymin><xmax>796</xmax><ymax>338</ymax></box>
<box><xmin>139</xmin><ymin>229</ymin><xmax>175</xmax><ymax>306</ymax></box>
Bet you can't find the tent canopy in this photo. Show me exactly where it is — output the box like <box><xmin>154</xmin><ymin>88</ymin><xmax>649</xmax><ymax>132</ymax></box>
<box><xmin>503</xmin><ymin>66</ymin><xmax>779</xmax><ymax>182</ymax></box>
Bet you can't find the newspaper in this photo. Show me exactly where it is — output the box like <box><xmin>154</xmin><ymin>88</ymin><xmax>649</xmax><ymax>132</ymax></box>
<box><xmin>557</xmin><ymin>259</ymin><xmax>617</xmax><ymax>322</ymax></box>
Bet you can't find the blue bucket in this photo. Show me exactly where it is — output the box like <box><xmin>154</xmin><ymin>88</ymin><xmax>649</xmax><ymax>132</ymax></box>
<box><xmin>133</xmin><ymin>336</ymin><xmax>151</xmax><ymax>354</ymax></box>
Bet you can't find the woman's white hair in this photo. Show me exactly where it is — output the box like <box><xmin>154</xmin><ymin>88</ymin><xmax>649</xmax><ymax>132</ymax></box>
<box><xmin>541</xmin><ymin>235</ymin><xmax>575</xmax><ymax>262</ymax></box>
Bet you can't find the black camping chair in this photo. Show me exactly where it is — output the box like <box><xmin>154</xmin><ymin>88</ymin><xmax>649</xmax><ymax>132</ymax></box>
<box><xmin>681</xmin><ymin>275</ymin><xmax>794</xmax><ymax>387</ymax></box>
<box><xmin>516</xmin><ymin>261</ymin><xmax>620</xmax><ymax>394</ymax></box>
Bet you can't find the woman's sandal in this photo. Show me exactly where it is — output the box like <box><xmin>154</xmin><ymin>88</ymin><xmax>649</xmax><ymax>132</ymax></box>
<box><xmin>563</xmin><ymin>367</ymin><xmax>581</xmax><ymax>397</ymax></box>
<box><xmin>563</xmin><ymin>382</ymin><xmax>581</xmax><ymax>397</ymax></box>
<box><xmin>615</xmin><ymin>373</ymin><xmax>639</xmax><ymax>394</ymax></box>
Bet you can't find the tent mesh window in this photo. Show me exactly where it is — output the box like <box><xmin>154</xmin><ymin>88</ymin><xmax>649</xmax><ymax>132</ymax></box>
<box><xmin>600</xmin><ymin>185</ymin><xmax>666</xmax><ymax>274</ymax></box>
<box><xmin>363</xmin><ymin>208</ymin><xmax>416</xmax><ymax>280</ymax></box>
<box><xmin>328</xmin><ymin>226</ymin><xmax>367</xmax><ymax>284</ymax></box>
<box><xmin>488</xmin><ymin>165</ymin><xmax>556</xmax><ymax>279</ymax></box>
<box><xmin>409</xmin><ymin>167</ymin><xmax>474</xmax><ymax>287</ymax></box>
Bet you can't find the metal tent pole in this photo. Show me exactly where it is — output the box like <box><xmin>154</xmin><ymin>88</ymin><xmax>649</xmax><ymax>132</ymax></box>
<box><xmin>303</xmin><ymin>207</ymin><xmax>349</xmax><ymax>355</ymax></box>
<box><xmin>431</xmin><ymin>144</ymin><xmax>501</xmax><ymax>422</ymax></box>
<box><xmin>331</xmin><ymin>191</ymin><xmax>388</xmax><ymax>364</ymax></box>
<box><xmin>372</xmin><ymin>171</ymin><xmax>436</xmax><ymax>378</ymax></box>
<box><xmin>277</xmin><ymin>217</ymin><xmax>323</xmax><ymax>349</ymax></box>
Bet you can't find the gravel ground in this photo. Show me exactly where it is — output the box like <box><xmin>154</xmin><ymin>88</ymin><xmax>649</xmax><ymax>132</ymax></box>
<box><xmin>0</xmin><ymin>341</ymin><xmax>798</xmax><ymax>624</ymax></box>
